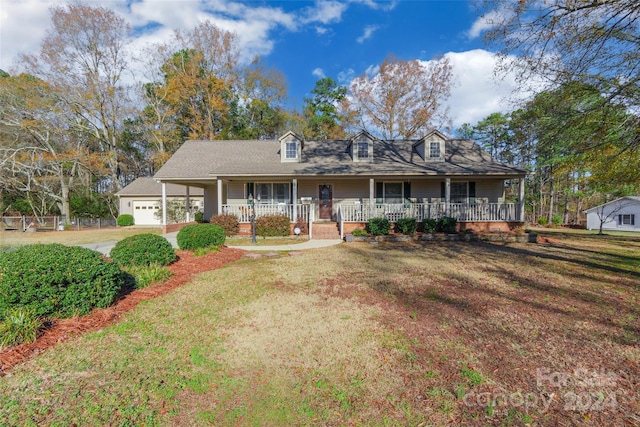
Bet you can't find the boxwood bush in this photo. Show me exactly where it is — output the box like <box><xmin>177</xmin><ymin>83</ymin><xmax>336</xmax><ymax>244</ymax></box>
<box><xmin>367</xmin><ymin>217</ymin><xmax>391</xmax><ymax>236</ymax></box>
<box><xmin>437</xmin><ymin>216</ymin><xmax>458</xmax><ymax>234</ymax></box>
<box><xmin>210</xmin><ymin>213</ymin><xmax>240</xmax><ymax>236</ymax></box>
<box><xmin>109</xmin><ymin>233</ymin><xmax>176</xmax><ymax>267</ymax></box>
<box><xmin>395</xmin><ymin>217</ymin><xmax>417</xmax><ymax>235</ymax></box>
<box><xmin>0</xmin><ymin>244</ymin><xmax>125</xmax><ymax>319</ymax></box>
<box><xmin>116</xmin><ymin>214</ymin><xmax>134</xmax><ymax>227</ymax></box>
<box><xmin>177</xmin><ymin>223</ymin><xmax>226</xmax><ymax>250</ymax></box>
<box><xmin>256</xmin><ymin>214</ymin><xmax>290</xmax><ymax>237</ymax></box>
<box><xmin>422</xmin><ymin>218</ymin><xmax>437</xmax><ymax>233</ymax></box>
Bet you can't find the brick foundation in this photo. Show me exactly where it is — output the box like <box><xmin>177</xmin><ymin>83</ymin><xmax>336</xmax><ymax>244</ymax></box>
<box><xmin>162</xmin><ymin>221</ymin><xmax>197</xmax><ymax>234</ymax></box>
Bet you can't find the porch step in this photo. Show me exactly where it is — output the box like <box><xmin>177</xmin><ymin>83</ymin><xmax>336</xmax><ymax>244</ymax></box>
<box><xmin>312</xmin><ymin>222</ymin><xmax>341</xmax><ymax>240</ymax></box>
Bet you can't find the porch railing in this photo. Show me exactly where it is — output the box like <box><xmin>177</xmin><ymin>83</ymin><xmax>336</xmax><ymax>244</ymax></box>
<box><xmin>221</xmin><ymin>203</ymin><xmax>310</xmax><ymax>223</ymax></box>
<box><xmin>338</xmin><ymin>202</ymin><xmax>521</xmax><ymax>223</ymax></box>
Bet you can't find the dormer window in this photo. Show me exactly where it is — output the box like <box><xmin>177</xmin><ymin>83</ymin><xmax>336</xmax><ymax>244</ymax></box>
<box><xmin>285</xmin><ymin>141</ymin><xmax>297</xmax><ymax>159</ymax></box>
<box><xmin>414</xmin><ymin>130</ymin><xmax>446</xmax><ymax>162</ymax></box>
<box><xmin>357</xmin><ymin>141</ymin><xmax>369</xmax><ymax>159</ymax></box>
<box><xmin>429</xmin><ymin>142</ymin><xmax>441</xmax><ymax>159</ymax></box>
<box><xmin>350</xmin><ymin>130</ymin><xmax>374</xmax><ymax>162</ymax></box>
<box><xmin>279</xmin><ymin>131</ymin><xmax>303</xmax><ymax>162</ymax></box>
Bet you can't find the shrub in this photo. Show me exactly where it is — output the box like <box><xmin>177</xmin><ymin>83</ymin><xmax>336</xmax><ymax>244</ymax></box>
<box><xmin>537</xmin><ymin>217</ymin><xmax>549</xmax><ymax>226</ymax></box>
<box><xmin>395</xmin><ymin>217</ymin><xmax>417</xmax><ymax>235</ymax></box>
<box><xmin>437</xmin><ymin>216</ymin><xmax>458</xmax><ymax>234</ymax></box>
<box><xmin>255</xmin><ymin>214</ymin><xmax>290</xmax><ymax>237</ymax></box>
<box><xmin>351</xmin><ymin>228</ymin><xmax>368</xmax><ymax>237</ymax></box>
<box><xmin>210</xmin><ymin>213</ymin><xmax>239</xmax><ymax>236</ymax></box>
<box><xmin>0</xmin><ymin>244</ymin><xmax>125</xmax><ymax>319</ymax></box>
<box><xmin>116</xmin><ymin>214</ymin><xmax>134</xmax><ymax>227</ymax></box>
<box><xmin>551</xmin><ymin>213</ymin><xmax>563</xmax><ymax>227</ymax></box>
<box><xmin>194</xmin><ymin>211</ymin><xmax>204</xmax><ymax>223</ymax></box>
<box><xmin>422</xmin><ymin>218</ymin><xmax>437</xmax><ymax>233</ymax></box>
<box><xmin>110</xmin><ymin>233</ymin><xmax>176</xmax><ymax>267</ymax></box>
<box><xmin>177</xmin><ymin>223</ymin><xmax>226</xmax><ymax>250</ymax></box>
<box><xmin>123</xmin><ymin>264</ymin><xmax>172</xmax><ymax>289</ymax></box>
<box><xmin>0</xmin><ymin>307</ymin><xmax>44</xmax><ymax>349</ymax></box>
<box><xmin>368</xmin><ymin>217</ymin><xmax>391</xmax><ymax>236</ymax></box>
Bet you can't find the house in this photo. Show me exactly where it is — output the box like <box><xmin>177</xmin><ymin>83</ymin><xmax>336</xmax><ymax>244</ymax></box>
<box><xmin>153</xmin><ymin>130</ymin><xmax>527</xmax><ymax>236</ymax></box>
<box><xmin>585</xmin><ymin>197</ymin><xmax>640</xmax><ymax>232</ymax></box>
<box><xmin>116</xmin><ymin>177</ymin><xmax>204</xmax><ymax>226</ymax></box>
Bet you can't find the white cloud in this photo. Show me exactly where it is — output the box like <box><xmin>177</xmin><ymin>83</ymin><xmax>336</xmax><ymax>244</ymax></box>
<box><xmin>356</xmin><ymin>25</ymin><xmax>379</xmax><ymax>44</ymax></box>
<box><xmin>466</xmin><ymin>8</ymin><xmax>512</xmax><ymax>40</ymax></box>
<box><xmin>0</xmin><ymin>0</ymin><xmax>67</xmax><ymax>72</ymax></box>
<box><xmin>337</xmin><ymin>68</ymin><xmax>356</xmax><ymax>85</ymax></box>
<box><xmin>350</xmin><ymin>0</ymin><xmax>398</xmax><ymax>11</ymax></box>
<box><xmin>301</xmin><ymin>1</ymin><xmax>348</xmax><ymax>25</ymax></box>
<box><xmin>441</xmin><ymin>49</ymin><xmax>537</xmax><ymax>128</ymax></box>
<box><xmin>312</xmin><ymin>68</ymin><xmax>326</xmax><ymax>79</ymax></box>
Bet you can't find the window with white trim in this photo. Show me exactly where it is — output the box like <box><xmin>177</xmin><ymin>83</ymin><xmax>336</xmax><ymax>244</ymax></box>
<box><xmin>451</xmin><ymin>182</ymin><xmax>468</xmax><ymax>203</ymax></box>
<box><xmin>429</xmin><ymin>142</ymin><xmax>441</xmax><ymax>158</ymax></box>
<box><xmin>357</xmin><ymin>141</ymin><xmax>369</xmax><ymax>159</ymax></box>
<box><xmin>249</xmin><ymin>182</ymin><xmax>290</xmax><ymax>204</ymax></box>
<box><xmin>619</xmin><ymin>214</ymin><xmax>635</xmax><ymax>226</ymax></box>
<box><xmin>285</xmin><ymin>142</ymin><xmax>297</xmax><ymax>159</ymax></box>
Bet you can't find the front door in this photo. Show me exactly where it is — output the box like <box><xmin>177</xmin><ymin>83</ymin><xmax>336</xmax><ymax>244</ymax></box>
<box><xmin>319</xmin><ymin>184</ymin><xmax>333</xmax><ymax>220</ymax></box>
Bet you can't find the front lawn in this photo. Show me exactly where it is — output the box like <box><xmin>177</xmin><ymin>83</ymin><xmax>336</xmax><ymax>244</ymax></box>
<box><xmin>0</xmin><ymin>235</ymin><xmax>638</xmax><ymax>425</ymax></box>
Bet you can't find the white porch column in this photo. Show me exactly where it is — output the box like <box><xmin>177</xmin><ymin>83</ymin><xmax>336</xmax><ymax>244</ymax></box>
<box><xmin>369</xmin><ymin>178</ymin><xmax>375</xmax><ymax>218</ymax></box>
<box><xmin>292</xmin><ymin>179</ymin><xmax>298</xmax><ymax>221</ymax></box>
<box><xmin>161</xmin><ymin>182</ymin><xmax>167</xmax><ymax>226</ymax></box>
<box><xmin>216</xmin><ymin>179</ymin><xmax>223</xmax><ymax>216</ymax></box>
<box><xmin>518</xmin><ymin>177</ymin><xmax>525</xmax><ymax>222</ymax></box>
<box><xmin>445</xmin><ymin>177</ymin><xmax>451</xmax><ymax>216</ymax></box>
<box><xmin>185</xmin><ymin>186</ymin><xmax>190</xmax><ymax>222</ymax></box>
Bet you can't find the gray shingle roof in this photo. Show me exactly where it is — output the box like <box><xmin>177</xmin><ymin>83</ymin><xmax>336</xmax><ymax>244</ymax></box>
<box><xmin>154</xmin><ymin>137</ymin><xmax>526</xmax><ymax>180</ymax></box>
<box><xmin>116</xmin><ymin>177</ymin><xmax>204</xmax><ymax>196</ymax></box>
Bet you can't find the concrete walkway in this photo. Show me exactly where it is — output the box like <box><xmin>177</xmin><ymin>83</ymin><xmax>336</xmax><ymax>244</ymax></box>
<box><xmin>80</xmin><ymin>232</ymin><xmax>342</xmax><ymax>256</ymax></box>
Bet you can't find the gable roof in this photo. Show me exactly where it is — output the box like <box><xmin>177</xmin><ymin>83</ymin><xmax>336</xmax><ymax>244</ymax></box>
<box><xmin>115</xmin><ymin>177</ymin><xmax>204</xmax><ymax>197</ymax></box>
<box><xmin>154</xmin><ymin>137</ymin><xmax>527</xmax><ymax>180</ymax></box>
<box><xmin>584</xmin><ymin>196</ymin><xmax>640</xmax><ymax>213</ymax></box>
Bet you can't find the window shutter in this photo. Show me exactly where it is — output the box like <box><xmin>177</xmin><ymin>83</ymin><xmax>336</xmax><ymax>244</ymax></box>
<box><xmin>619</xmin><ymin>214</ymin><xmax>622</xmax><ymax>225</ymax></box>
<box><xmin>632</xmin><ymin>215</ymin><xmax>636</xmax><ymax>226</ymax></box>
<box><xmin>440</xmin><ymin>182</ymin><xmax>445</xmax><ymax>202</ymax></box>
<box><xmin>469</xmin><ymin>181</ymin><xmax>476</xmax><ymax>204</ymax></box>
<box><xmin>246</xmin><ymin>182</ymin><xmax>254</xmax><ymax>199</ymax></box>
<box><xmin>376</xmin><ymin>182</ymin><xmax>383</xmax><ymax>204</ymax></box>
<box><xmin>403</xmin><ymin>182</ymin><xmax>411</xmax><ymax>206</ymax></box>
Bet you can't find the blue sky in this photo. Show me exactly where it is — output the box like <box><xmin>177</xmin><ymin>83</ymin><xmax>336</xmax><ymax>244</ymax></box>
<box><xmin>0</xmin><ymin>0</ymin><xmax>528</xmax><ymax>129</ymax></box>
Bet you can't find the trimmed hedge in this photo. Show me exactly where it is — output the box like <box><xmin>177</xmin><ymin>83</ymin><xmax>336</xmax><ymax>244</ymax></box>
<box><xmin>0</xmin><ymin>244</ymin><xmax>125</xmax><ymax>320</ymax></box>
<box><xmin>116</xmin><ymin>214</ymin><xmax>134</xmax><ymax>227</ymax></box>
<box><xmin>422</xmin><ymin>218</ymin><xmax>437</xmax><ymax>233</ymax></box>
<box><xmin>437</xmin><ymin>216</ymin><xmax>458</xmax><ymax>234</ymax></box>
<box><xmin>395</xmin><ymin>217</ymin><xmax>417</xmax><ymax>235</ymax></box>
<box><xmin>210</xmin><ymin>213</ymin><xmax>239</xmax><ymax>237</ymax></box>
<box><xmin>110</xmin><ymin>233</ymin><xmax>176</xmax><ymax>267</ymax></box>
<box><xmin>256</xmin><ymin>214</ymin><xmax>290</xmax><ymax>237</ymax></box>
<box><xmin>368</xmin><ymin>217</ymin><xmax>391</xmax><ymax>236</ymax></box>
<box><xmin>177</xmin><ymin>223</ymin><xmax>226</xmax><ymax>250</ymax></box>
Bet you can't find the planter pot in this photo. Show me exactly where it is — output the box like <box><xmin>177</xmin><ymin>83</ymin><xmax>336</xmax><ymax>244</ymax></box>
<box><xmin>25</xmin><ymin>227</ymin><xmax>37</xmax><ymax>233</ymax></box>
<box><xmin>345</xmin><ymin>234</ymin><xmax>354</xmax><ymax>242</ymax></box>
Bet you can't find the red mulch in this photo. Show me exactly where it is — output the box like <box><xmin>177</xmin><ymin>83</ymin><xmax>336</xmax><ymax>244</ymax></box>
<box><xmin>0</xmin><ymin>247</ymin><xmax>246</xmax><ymax>376</ymax></box>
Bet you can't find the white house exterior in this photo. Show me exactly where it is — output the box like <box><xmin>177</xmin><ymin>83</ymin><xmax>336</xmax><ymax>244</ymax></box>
<box><xmin>153</xmin><ymin>130</ymin><xmax>527</xmax><ymax>236</ymax></box>
<box><xmin>585</xmin><ymin>197</ymin><xmax>640</xmax><ymax>232</ymax></box>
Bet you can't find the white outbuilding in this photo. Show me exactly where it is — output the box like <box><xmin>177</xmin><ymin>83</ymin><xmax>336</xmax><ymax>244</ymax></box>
<box><xmin>585</xmin><ymin>197</ymin><xmax>640</xmax><ymax>232</ymax></box>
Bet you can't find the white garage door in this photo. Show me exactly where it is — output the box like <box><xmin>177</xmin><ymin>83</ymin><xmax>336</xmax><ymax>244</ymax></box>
<box><xmin>133</xmin><ymin>201</ymin><xmax>161</xmax><ymax>225</ymax></box>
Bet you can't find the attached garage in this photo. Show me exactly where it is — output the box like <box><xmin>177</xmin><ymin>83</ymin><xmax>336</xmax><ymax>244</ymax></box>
<box><xmin>132</xmin><ymin>201</ymin><xmax>161</xmax><ymax>225</ymax></box>
<box><xmin>116</xmin><ymin>178</ymin><xmax>204</xmax><ymax>226</ymax></box>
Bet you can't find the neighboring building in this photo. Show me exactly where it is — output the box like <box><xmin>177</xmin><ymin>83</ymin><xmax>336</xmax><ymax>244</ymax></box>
<box><xmin>153</xmin><ymin>130</ymin><xmax>527</xmax><ymax>236</ymax></box>
<box><xmin>116</xmin><ymin>177</ymin><xmax>204</xmax><ymax>225</ymax></box>
<box><xmin>585</xmin><ymin>197</ymin><xmax>640</xmax><ymax>232</ymax></box>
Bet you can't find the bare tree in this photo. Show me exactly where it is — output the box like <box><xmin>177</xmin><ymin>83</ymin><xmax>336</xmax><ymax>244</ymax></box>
<box><xmin>349</xmin><ymin>55</ymin><xmax>453</xmax><ymax>140</ymax></box>
<box><xmin>592</xmin><ymin>199</ymin><xmax>631</xmax><ymax>235</ymax></box>
<box><xmin>19</xmin><ymin>4</ymin><xmax>133</xmax><ymax>191</ymax></box>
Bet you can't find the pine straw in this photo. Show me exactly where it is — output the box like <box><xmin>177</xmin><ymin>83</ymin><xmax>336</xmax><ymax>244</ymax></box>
<box><xmin>0</xmin><ymin>247</ymin><xmax>245</xmax><ymax>375</ymax></box>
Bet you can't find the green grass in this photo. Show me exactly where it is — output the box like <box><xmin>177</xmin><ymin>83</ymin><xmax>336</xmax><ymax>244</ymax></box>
<box><xmin>0</xmin><ymin>235</ymin><xmax>638</xmax><ymax>426</ymax></box>
<box><xmin>122</xmin><ymin>263</ymin><xmax>173</xmax><ymax>288</ymax></box>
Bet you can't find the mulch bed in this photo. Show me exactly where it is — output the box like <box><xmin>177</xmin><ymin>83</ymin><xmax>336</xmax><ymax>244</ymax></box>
<box><xmin>0</xmin><ymin>247</ymin><xmax>245</xmax><ymax>376</ymax></box>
